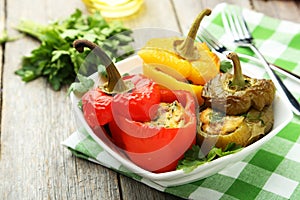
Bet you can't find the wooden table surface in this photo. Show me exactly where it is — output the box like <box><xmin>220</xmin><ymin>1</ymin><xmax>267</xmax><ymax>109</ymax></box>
<box><xmin>0</xmin><ymin>0</ymin><xmax>299</xmax><ymax>199</ymax></box>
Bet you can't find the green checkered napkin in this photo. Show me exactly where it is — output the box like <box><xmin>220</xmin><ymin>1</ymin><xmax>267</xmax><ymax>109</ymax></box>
<box><xmin>62</xmin><ymin>3</ymin><xmax>300</xmax><ymax>199</ymax></box>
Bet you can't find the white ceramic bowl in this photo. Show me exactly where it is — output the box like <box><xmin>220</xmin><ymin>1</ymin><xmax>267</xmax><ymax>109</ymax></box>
<box><xmin>71</xmin><ymin>55</ymin><xmax>293</xmax><ymax>187</ymax></box>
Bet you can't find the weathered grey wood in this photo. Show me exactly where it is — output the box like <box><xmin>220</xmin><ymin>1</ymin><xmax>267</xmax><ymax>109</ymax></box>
<box><xmin>120</xmin><ymin>176</ymin><xmax>182</xmax><ymax>200</ymax></box>
<box><xmin>202</xmin><ymin>0</ymin><xmax>252</xmax><ymax>8</ymax></box>
<box><xmin>0</xmin><ymin>0</ymin><xmax>121</xmax><ymax>199</ymax></box>
<box><xmin>0</xmin><ymin>0</ymin><xmax>4</xmax><ymax>132</ymax></box>
<box><xmin>1</xmin><ymin>0</ymin><xmax>300</xmax><ymax>200</ymax></box>
<box><xmin>0</xmin><ymin>0</ymin><xmax>183</xmax><ymax>199</ymax></box>
<box><xmin>252</xmin><ymin>0</ymin><xmax>300</xmax><ymax>23</ymax></box>
<box><xmin>123</xmin><ymin>0</ymin><xmax>179</xmax><ymax>30</ymax></box>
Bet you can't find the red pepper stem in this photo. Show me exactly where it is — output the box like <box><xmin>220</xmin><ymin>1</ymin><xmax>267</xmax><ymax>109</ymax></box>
<box><xmin>227</xmin><ymin>52</ymin><xmax>245</xmax><ymax>89</ymax></box>
<box><xmin>174</xmin><ymin>9</ymin><xmax>211</xmax><ymax>61</ymax></box>
<box><xmin>73</xmin><ymin>39</ymin><xmax>127</xmax><ymax>93</ymax></box>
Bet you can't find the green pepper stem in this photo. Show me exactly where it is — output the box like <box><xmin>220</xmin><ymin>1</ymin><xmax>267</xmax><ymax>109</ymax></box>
<box><xmin>227</xmin><ymin>52</ymin><xmax>245</xmax><ymax>90</ymax></box>
<box><xmin>174</xmin><ymin>9</ymin><xmax>211</xmax><ymax>61</ymax></box>
<box><xmin>73</xmin><ymin>39</ymin><xmax>127</xmax><ymax>93</ymax></box>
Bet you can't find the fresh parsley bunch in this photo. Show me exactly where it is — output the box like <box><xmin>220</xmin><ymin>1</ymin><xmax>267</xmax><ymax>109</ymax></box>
<box><xmin>15</xmin><ymin>9</ymin><xmax>134</xmax><ymax>90</ymax></box>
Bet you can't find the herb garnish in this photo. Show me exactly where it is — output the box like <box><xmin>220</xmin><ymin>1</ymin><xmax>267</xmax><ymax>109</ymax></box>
<box><xmin>177</xmin><ymin>143</ymin><xmax>243</xmax><ymax>173</ymax></box>
<box><xmin>0</xmin><ymin>30</ymin><xmax>22</xmax><ymax>45</ymax></box>
<box><xmin>15</xmin><ymin>9</ymin><xmax>134</xmax><ymax>91</ymax></box>
<box><xmin>220</xmin><ymin>60</ymin><xmax>233</xmax><ymax>73</ymax></box>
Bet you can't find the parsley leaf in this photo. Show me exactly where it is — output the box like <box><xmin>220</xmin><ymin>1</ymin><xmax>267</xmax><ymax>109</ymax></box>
<box><xmin>220</xmin><ymin>60</ymin><xmax>233</xmax><ymax>73</ymax></box>
<box><xmin>0</xmin><ymin>30</ymin><xmax>22</xmax><ymax>44</ymax></box>
<box><xmin>15</xmin><ymin>9</ymin><xmax>134</xmax><ymax>91</ymax></box>
<box><xmin>67</xmin><ymin>73</ymin><xmax>94</xmax><ymax>96</ymax></box>
<box><xmin>177</xmin><ymin>143</ymin><xmax>243</xmax><ymax>173</ymax></box>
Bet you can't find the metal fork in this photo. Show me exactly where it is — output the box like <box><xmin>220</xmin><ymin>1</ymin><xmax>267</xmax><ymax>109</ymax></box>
<box><xmin>222</xmin><ymin>6</ymin><xmax>300</xmax><ymax>116</ymax></box>
<box><xmin>198</xmin><ymin>28</ymin><xmax>300</xmax><ymax>83</ymax></box>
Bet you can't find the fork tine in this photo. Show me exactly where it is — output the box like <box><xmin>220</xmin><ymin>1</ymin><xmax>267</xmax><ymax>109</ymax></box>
<box><xmin>232</xmin><ymin>8</ymin><xmax>251</xmax><ymax>41</ymax></box>
<box><xmin>201</xmin><ymin>29</ymin><xmax>222</xmax><ymax>48</ymax></box>
<box><xmin>222</xmin><ymin>5</ymin><xmax>300</xmax><ymax>115</ymax></box>
<box><xmin>221</xmin><ymin>9</ymin><xmax>231</xmax><ymax>38</ymax></box>
<box><xmin>239</xmin><ymin>11</ymin><xmax>253</xmax><ymax>40</ymax></box>
<box><xmin>226</xmin><ymin>6</ymin><xmax>253</xmax><ymax>42</ymax></box>
<box><xmin>197</xmin><ymin>27</ymin><xmax>300</xmax><ymax>83</ymax></box>
<box><xmin>232</xmin><ymin>7</ymin><xmax>247</xmax><ymax>40</ymax></box>
<box><xmin>197</xmin><ymin>34</ymin><xmax>215</xmax><ymax>51</ymax></box>
<box><xmin>223</xmin><ymin>8</ymin><xmax>239</xmax><ymax>41</ymax></box>
<box><xmin>198</xmin><ymin>28</ymin><xmax>227</xmax><ymax>53</ymax></box>
<box><xmin>223</xmin><ymin>6</ymin><xmax>252</xmax><ymax>42</ymax></box>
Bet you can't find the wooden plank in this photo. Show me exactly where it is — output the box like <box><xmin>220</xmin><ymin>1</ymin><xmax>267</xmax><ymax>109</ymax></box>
<box><xmin>0</xmin><ymin>0</ymin><xmax>182</xmax><ymax>199</ymax></box>
<box><xmin>0</xmin><ymin>0</ymin><xmax>121</xmax><ymax>199</ymax></box>
<box><xmin>3</xmin><ymin>0</ymin><xmax>298</xmax><ymax>199</ymax></box>
<box><xmin>119</xmin><ymin>176</ymin><xmax>182</xmax><ymax>200</ymax></box>
<box><xmin>202</xmin><ymin>0</ymin><xmax>252</xmax><ymax>8</ymax></box>
<box><xmin>0</xmin><ymin>0</ymin><xmax>4</xmax><ymax>134</ymax></box>
<box><xmin>123</xmin><ymin>0</ymin><xmax>180</xmax><ymax>30</ymax></box>
<box><xmin>252</xmin><ymin>0</ymin><xmax>300</xmax><ymax>23</ymax></box>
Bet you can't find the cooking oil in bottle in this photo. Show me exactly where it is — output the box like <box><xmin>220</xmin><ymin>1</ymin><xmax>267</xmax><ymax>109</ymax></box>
<box><xmin>82</xmin><ymin>0</ymin><xmax>144</xmax><ymax>18</ymax></box>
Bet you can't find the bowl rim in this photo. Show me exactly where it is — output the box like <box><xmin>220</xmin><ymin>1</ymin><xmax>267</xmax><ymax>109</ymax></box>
<box><xmin>70</xmin><ymin>54</ymin><xmax>293</xmax><ymax>183</ymax></box>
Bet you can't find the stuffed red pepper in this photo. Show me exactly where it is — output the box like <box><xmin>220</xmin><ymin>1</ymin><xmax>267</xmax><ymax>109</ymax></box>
<box><xmin>74</xmin><ymin>40</ymin><xmax>197</xmax><ymax>173</ymax></box>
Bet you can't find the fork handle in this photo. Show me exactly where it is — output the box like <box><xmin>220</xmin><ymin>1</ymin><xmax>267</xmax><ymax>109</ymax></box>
<box><xmin>250</xmin><ymin>45</ymin><xmax>300</xmax><ymax>116</ymax></box>
<box><xmin>270</xmin><ymin>63</ymin><xmax>300</xmax><ymax>83</ymax></box>
<box><xmin>235</xmin><ymin>52</ymin><xmax>300</xmax><ymax>83</ymax></box>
